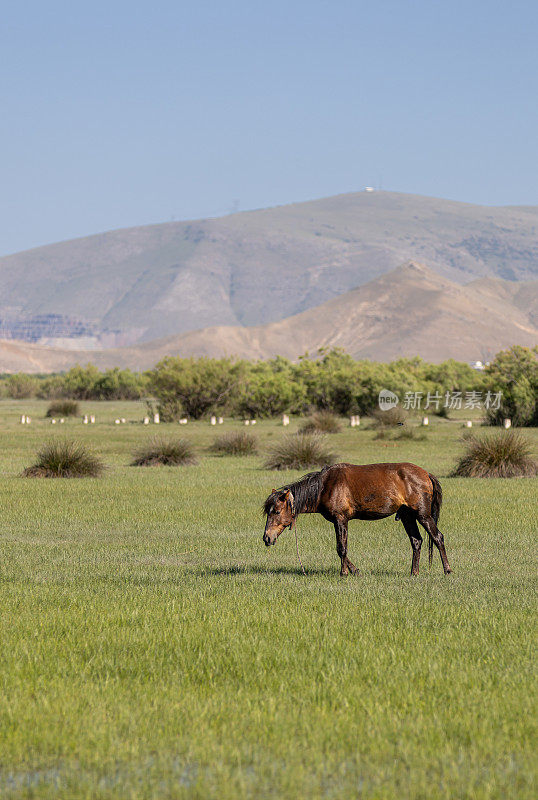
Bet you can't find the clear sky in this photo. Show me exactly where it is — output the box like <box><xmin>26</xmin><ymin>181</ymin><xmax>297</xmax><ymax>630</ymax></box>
<box><xmin>1</xmin><ymin>0</ymin><xmax>537</xmax><ymax>255</ymax></box>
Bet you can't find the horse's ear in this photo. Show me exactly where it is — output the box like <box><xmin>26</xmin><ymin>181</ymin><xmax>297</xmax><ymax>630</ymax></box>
<box><xmin>287</xmin><ymin>490</ymin><xmax>295</xmax><ymax>513</ymax></box>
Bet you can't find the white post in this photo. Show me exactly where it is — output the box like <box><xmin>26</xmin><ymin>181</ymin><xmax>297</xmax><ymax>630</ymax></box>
<box><xmin>121</xmin><ymin>418</ymin><xmax>126</xmax><ymax>424</ymax></box>
<box><xmin>244</xmin><ymin>420</ymin><xmax>250</xmax><ymax>426</ymax></box>
<box><xmin>503</xmin><ymin>418</ymin><xmax>511</xmax><ymax>429</ymax></box>
<box><xmin>115</xmin><ymin>419</ymin><xmax>120</xmax><ymax>424</ymax></box>
<box><xmin>90</xmin><ymin>415</ymin><xmax>95</xmax><ymax>424</ymax></box>
<box><xmin>218</xmin><ymin>417</ymin><xmax>224</xmax><ymax>424</ymax></box>
<box><xmin>210</xmin><ymin>415</ymin><xmax>217</xmax><ymax>425</ymax></box>
<box><xmin>83</xmin><ymin>415</ymin><xmax>88</xmax><ymax>424</ymax></box>
<box><xmin>143</xmin><ymin>417</ymin><xmax>150</xmax><ymax>425</ymax></box>
<box><xmin>60</xmin><ymin>418</ymin><xmax>65</xmax><ymax>424</ymax></box>
<box><xmin>153</xmin><ymin>413</ymin><xmax>160</xmax><ymax>424</ymax></box>
<box><xmin>20</xmin><ymin>415</ymin><xmax>26</xmax><ymax>424</ymax></box>
<box><xmin>51</xmin><ymin>419</ymin><xmax>56</xmax><ymax>424</ymax></box>
<box><xmin>250</xmin><ymin>419</ymin><xmax>257</xmax><ymax>425</ymax></box>
<box><xmin>422</xmin><ymin>416</ymin><xmax>429</xmax><ymax>426</ymax></box>
<box><xmin>25</xmin><ymin>416</ymin><xmax>31</xmax><ymax>424</ymax></box>
<box><xmin>282</xmin><ymin>414</ymin><xmax>290</xmax><ymax>426</ymax></box>
<box><xmin>465</xmin><ymin>420</ymin><xmax>473</xmax><ymax>428</ymax></box>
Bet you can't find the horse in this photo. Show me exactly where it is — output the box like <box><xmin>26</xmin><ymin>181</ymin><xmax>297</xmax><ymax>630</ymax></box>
<box><xmin>262</xmin><ymin>462</ymin><xmax>452</xmax><ymax>576</ymax></box>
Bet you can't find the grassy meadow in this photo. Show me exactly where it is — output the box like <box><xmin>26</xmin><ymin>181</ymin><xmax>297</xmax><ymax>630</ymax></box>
<box><xmin>0</xmin><ymin>400</ymin><xmax>536</xmax><ymax>799</ymax></box>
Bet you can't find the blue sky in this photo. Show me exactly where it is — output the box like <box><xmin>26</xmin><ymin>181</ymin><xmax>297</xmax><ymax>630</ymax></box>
<box><xmin>1</xmin><ymin>0</ymin><xmax>537</xmax><ymax>255</ymax></box>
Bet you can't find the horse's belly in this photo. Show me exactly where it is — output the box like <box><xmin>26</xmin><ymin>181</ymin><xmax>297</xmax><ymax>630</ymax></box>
<box><xmin>353</xmin><ymin>510</ymin><xmax>395</xmax><ymax>521</ymax></box>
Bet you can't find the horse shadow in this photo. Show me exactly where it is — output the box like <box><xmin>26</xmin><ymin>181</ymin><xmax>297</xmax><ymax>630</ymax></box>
<box><xmin>198</xmin><ymin>564</ymin><xmax>335</xmax><ymax>577</ymax></box>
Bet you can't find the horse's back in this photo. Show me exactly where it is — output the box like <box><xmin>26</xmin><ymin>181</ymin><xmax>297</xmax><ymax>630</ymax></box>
<box><xmin>320</xmin><ymin>462</ymin><xmax>433</xmax><ymax>519</ymax></box>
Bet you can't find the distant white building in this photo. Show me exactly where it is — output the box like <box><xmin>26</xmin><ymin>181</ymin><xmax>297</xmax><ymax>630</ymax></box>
<box><xmin>364</xmin><ymin>187</ymin><xmax>375</xmax><ymax>192</ymax></box>
<box><xmin>470</xmin><ymin>361</ymin><xmax>489</xmax><ymax>371</ymax></box>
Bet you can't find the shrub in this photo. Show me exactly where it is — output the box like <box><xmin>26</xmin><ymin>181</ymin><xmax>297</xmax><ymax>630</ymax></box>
<box><xmin>23</xmin><ymin>439</ymin><xmax>104</xmax><ymax>478</ymax></box>
<box><xmin>210</xmin><ymin>431</ymin><xmax>258</xmax><ymax>456</ymax></box>
<box><xmin>131</xmin><ymin>436</ymin><xmax>197</xmax><ymax>466</ymax></box>
<box><xmin>484</xmin><ymin>346</ymin><xmax>538</xmax><ymax>427</ymax></box>
<box><xmin>263</xmin><ymin>433</ymin><xmax>338</xmax><ymax>471</ymax></box>
<box><xmin>450</xmin><ymin>431</ymin><xmax>537</xmax><ymax>478</ymax></box>
<box><xmin>393</xmin><ymin>428</ymin><xmax>427</xmax><ymax>441</ymax></box>
<box><xmin>370</xmin><ymin>406</ymin><xmax>408</xmax><ymax>427</ymax></box>
<box><xmin>374</xmin><ymin>427</ymin><xmax>426</xmax><ymax>441</ymax></box>
<box><xmin>45</xmin><ymin>400</ymin><xmax>80</xmax><ymax>418</ymax></box>
<box><xmin>373</xmin><ymin>428</ymin><xmax>390</xmax><ymax>440</ymax></box>
<box><xmin>6</xmin><ymin>373</ymin><xmax>38</xmax><ymax>399</ymax></box>
<box><xmin>148</xmin><ymin>357</ymin><xmax>244</xmax><ymax>420</ymax></box>
<box><xmin>300</xmin><ymin>411</ymin><xmax>342</xmax><ymax>434</ymax></box>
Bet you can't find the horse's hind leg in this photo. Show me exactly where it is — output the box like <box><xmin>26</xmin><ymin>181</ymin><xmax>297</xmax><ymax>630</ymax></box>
<box><xmin>333</xmin><ymin>518</ymin><xmax>358</xmax><ymax>576</ymax></box>
<box><xmin>417</xmin><ymin>514</ymin><xmax>452</xmax><ymax>574</ymax></box>
<box><xmin>399</xmin><ymin>507</ymin><xmax>423</xmax><ymax>576</ymax></box>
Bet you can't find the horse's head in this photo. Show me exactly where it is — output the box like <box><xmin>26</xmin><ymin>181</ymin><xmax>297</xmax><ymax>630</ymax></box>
<box><xmin>262</xmin><ymin>488</ymin><xmax>295</xmax><ymax>546</ymax></box>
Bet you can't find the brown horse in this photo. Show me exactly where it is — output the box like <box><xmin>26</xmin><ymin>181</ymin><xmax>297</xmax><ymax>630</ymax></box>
<box><xmin>262</xmin><ymin>462</ymin><xmax>452</xmax><ymax>576</ymax></box>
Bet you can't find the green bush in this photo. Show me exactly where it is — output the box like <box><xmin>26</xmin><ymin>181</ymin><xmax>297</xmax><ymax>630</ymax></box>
<box><xmin>300</xmin><ymin>410</ymin><xmax>342</xmax><ymax>434</ymax></box>
<box><xmin>23</xmin><ymin>439</ymin><xmax>104</xmax><ymax>478</ymax></box>
<box><xmin>451</xmin><ymin>431</ymin><xmax>537</xmax><ymax>478</ymax></box>
<box><xmin>45</xmin><ymin>400</ymin><xmax>80</xmax><ymax>418</ymax></box>
<box><xmin>263</xmin><ymin>433</ymin><xmax>338</xmax><ymax>471</ymax></box>
<box><xmin>393</xmin><ymin>428</ymin><xmax>427</xmax><ymax>441</ymax></box>
<box><xmin>5</xmin><ymin>373</ymin><xmax>38</xmax><ymax>399</ymax></box>
<box><xmin>148</xmin><ymin>357</ymin><xmax>243</xmax><ymax>420</ymax></box>
<box><xmin>131</xmin><ymin>437</ymin><xmax>197</xmax><ymax>466</ymax></box>
<box><xmin>484</xmin><ymin>346</ymin><xmax>538</xmax><ymax>427</ymax></box>
<box><xmin>210</xmin><ymin>431</ymin><xmax>258</xmax><ymax>456</ymax></box>
<box><xmin>370</xmin><ymin>406</ymin><xmax>408</xmax><ymax>427</ymax></box>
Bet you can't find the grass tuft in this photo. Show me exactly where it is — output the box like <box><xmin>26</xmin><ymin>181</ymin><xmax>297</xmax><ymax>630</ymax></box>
<box><xmin>263</xmin><ymin>433</ymin><xmax>338</xmax><ymax>470</ymax></box>
<box><xmin>299</xmin><ymin>410</ymin><xmax>342</xmax><ymax>434</ymax></box>
<box><xmin>131</xmin><ymin>436</ymin><xmax>197</xmax><ymax>466</ymax></box>
<box><xmin>370</xmin><ymin>406</ymin><xmax>408</xmax><ymax>428</ymax></box>
<box><xmin>45</xmin><ymin>400</ymin><xmax>80</xmax><ymax>418</ymax></box>
<box><xmin>22</xmin><ymin>439</ymin><xmax>104</xmax><ymax>478</ymax></box>
<box><xmin>451</xmin><ymin>430</ymin><xmax>537</xmax><ymax>478</ymax></box>
<box><xmin>210</xmin><ymin>431</ymin><xmax>258</xmax><ymax>456</ymax></box>
<box><xmin>393</xmin><ymin>427</ymin><xmax>427</xmax><ymax>441</ymax></box>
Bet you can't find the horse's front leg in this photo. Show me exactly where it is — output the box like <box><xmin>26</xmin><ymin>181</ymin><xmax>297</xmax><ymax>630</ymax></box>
<box><xmin>334</xmin><ymin>517</ymin><xmax>358</xmax><ymax>576</ymax></box>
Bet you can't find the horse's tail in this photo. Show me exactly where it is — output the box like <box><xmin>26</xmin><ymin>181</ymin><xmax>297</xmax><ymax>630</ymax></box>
<box><xmin>427</xmin><ymin>473</ymin><xmax>443</xmax><ymax>567</ymax></box>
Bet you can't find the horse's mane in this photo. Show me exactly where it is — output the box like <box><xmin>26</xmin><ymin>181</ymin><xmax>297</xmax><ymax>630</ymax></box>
<box><xmin>262</xmin><ymin>465</ymin><xmax>331</xmax><ymax>516</ymax></box>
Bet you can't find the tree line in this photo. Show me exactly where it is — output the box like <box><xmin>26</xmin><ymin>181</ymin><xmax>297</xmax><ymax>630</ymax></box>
<box><xmin>1</xmin><ymin>346</ymin><xmax>536</xmax><ymax>426</ymax></box>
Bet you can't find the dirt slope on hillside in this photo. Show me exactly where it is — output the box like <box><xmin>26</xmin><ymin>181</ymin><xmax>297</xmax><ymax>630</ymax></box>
<box><xmin>1</xmin><ymin>262</ymin><xmax>536</xmax><ymax>371</ymax></box>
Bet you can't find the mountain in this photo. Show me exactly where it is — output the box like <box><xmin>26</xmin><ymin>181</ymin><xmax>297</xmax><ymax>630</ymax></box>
<box><xmin>2</xmin><ymin>262</ymin><xmax>536</xmax><ymax>371</ymax></box>
<box><xmin>1</xmin><ymin>191</ymin><xmax>538</xmax><ymax>347</ymax></box>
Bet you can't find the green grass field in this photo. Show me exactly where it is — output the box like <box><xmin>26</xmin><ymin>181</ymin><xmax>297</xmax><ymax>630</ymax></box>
<box><xmin>0</xmin><ymin>401</ymin><xmax>536</xmax><ymax>799</ymax></box>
